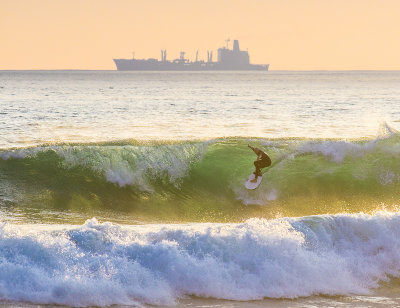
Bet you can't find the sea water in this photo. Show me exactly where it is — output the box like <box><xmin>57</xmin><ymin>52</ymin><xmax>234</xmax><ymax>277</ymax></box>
<box><xmin>1</xmin><ymin>70</ymin><xmax>400</xmax><ymax>307</ymax></box>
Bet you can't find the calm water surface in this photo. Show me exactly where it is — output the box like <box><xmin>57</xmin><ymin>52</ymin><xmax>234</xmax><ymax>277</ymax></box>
<box><xmin>1</xmin><ymin>71</ymin><xmax>400</xmax><ymax>147</ymax></box>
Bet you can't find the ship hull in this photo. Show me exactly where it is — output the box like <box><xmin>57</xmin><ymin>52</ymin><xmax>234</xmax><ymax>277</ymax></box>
<box><xmin>113</xmin><ymin>59</ymin><xmax>269</xmax><ymax>71</ymax></box>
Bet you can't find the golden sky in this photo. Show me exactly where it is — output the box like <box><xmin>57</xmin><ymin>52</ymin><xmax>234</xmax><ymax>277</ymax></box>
<box><xmin>1</xmin><ymin>0</ymin><xmax>400</xmax><ymax>70</ymax></box>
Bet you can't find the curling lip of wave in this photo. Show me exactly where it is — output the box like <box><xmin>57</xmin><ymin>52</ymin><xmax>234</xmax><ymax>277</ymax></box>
<box><xmin>0</xmin><ymin>141</ymin><xmax>210</xmax><ymax>189</ymax></box>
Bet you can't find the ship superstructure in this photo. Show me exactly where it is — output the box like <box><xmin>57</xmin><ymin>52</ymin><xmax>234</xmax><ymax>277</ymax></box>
<box><xmin>113</xmin><ymin>40</ymin><xmax>269</xmax><ymax>71</ymax></box>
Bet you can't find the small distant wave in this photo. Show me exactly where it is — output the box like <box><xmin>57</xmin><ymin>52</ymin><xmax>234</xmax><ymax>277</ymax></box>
<box><xmin>0</xmin><ymin>212</ymin><xmax>400</xmax><ymax>306</ymax></box>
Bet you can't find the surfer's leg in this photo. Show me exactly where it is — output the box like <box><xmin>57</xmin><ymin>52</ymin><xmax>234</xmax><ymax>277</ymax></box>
<box><xmin>251</xmin><ymin>161</ymin><xmax>260</xmax><ymax>183</ymax></box>
<box><xmin>254</xmin><ymin>158</ymin><xmax>269</xmax><ymax>178</ymax></box>
<box><xmin>254</xmin><ymin>161</ymin><xmax>261</xmax><ymax>178</ymax></box>
<box><xmin>258</xmin><ymin>158</ymin><xmax>271</xmax><ymax>175</ymax></box>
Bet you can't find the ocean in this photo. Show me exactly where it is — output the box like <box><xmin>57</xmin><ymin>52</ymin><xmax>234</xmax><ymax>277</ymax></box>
<box><xmin>1</xmin><ymin>70</ymin><xmax>400</xmax><ymax>307</ymax></box>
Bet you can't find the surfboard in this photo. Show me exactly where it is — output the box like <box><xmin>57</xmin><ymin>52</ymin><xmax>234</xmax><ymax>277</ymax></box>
<box><xmin>245</xmin><ymin>173</ymin><xmax>263</xmax><ymax>190</ymax></box>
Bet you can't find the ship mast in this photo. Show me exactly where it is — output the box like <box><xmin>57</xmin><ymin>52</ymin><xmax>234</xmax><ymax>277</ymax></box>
<box><xmin>225</xmin><ymin>38</ymin><xmax>230</xmax><ymax>49</ymax></box>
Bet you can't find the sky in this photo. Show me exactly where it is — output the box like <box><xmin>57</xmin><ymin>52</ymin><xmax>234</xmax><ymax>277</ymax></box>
<box><xmin>1</xmin><ymin>0</ymin><xmax>400</xmax><ymax>70</ymax></box>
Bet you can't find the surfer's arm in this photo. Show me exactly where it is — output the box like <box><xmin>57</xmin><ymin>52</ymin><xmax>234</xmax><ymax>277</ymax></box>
<box><xmin>248</xmin><ymin>144</ymin><xmax>258</xmax><ymax>155</ymax></box>
<box><xmin>248</xmin><ymin>145</ymin><xmax>264</xmax><ymax>160</ymax></box>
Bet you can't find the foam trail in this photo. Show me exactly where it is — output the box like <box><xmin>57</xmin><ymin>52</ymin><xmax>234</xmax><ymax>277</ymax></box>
<box><xmin>1</xmin><ymin>212</ymin><xmax>400</xmax><ymax>306</ymax></box>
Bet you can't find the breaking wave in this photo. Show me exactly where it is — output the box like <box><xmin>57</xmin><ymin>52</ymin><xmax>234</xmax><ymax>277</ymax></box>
<box><xmin>0</xmin><ymin>212</ymin><xmax>400</xmax><ymax>306</ymax></box>
<box><xmin>1</xmin><ymin>127</ymin><xmax>400</xmax><ymax>221</ymax></box>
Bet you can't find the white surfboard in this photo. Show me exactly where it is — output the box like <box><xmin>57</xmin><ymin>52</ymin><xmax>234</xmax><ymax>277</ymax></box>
<box><xmin>245</xmin><ymin>173</ymin><xmax>263</xmax><ymax>190</ymax></box>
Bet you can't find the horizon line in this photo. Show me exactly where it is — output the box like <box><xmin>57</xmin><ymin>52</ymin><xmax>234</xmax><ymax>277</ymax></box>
<box><xmin>1</xmin><ymin>69</ymin><xmax>400</xmax><ymax>72</ymax></box>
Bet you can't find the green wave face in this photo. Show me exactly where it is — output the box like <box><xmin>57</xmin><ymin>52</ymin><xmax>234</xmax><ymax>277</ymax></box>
<box><xmin>1</xmin><ymin>135</ymin><xmax>400</xmax><ymax>223</ymax></box>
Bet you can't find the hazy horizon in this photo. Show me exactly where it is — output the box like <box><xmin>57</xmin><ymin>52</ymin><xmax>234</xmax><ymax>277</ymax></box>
<box><xmin>1</xmin><ymin>0</ymin><xmax>400</xmax><ymax>70</ymax></box>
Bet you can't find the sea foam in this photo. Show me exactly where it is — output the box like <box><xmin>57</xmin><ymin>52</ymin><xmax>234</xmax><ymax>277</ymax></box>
<box><xmin>1</xmin><ymin>212</ymin><xmax>400</xmax><ymax>306</ymax></box>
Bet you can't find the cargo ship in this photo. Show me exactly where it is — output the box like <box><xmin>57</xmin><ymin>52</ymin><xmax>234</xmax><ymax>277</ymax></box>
<box><xmin>113</xmin><ymin>40</ymin><xmax>269</xmax><ymax>71</ymax></box>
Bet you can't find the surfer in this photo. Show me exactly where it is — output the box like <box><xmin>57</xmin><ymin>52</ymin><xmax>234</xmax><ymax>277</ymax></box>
<box><xmin>248</xmin><ymin>144</ymin><xmax>271</xmax><ymax>182</ymax></box>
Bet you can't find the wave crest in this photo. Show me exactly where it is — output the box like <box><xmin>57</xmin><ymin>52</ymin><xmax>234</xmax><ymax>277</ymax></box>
<box><xmin>1</xmin><ymin>134</ymin><xmax>400</xmax><ymax>221</ymax></box>
<box><xmin>1</xmin><ymin>212</ymin><xmax>400</xmax><ymax>306</ymax></box>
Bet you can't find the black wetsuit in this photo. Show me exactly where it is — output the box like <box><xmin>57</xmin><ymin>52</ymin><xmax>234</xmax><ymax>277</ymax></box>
<box><xmin>254</xmin><ymin>151</ymin><xmax>271</xmax><ymax>176</ymax></box>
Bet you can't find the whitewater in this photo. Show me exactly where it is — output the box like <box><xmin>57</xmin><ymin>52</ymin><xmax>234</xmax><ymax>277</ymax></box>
<box><xmin>1</xmin><ymin>70</ymin><xmax>400</xmax><ymax>307</ymax></box>
<box><xmin>1</xmin><ymin>213</ymin><xmax>400</xmax><ymax>306</ymax></box>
